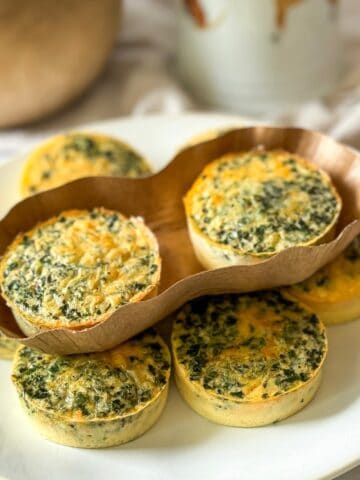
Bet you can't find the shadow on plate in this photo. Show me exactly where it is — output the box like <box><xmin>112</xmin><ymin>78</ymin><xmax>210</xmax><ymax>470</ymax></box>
<box><xmin>118</xmin><ymin>380</ymin><xmax>218</xmax><ymax>450</ymax></box>
<box><xmin>117</xmin><ymin>314</ymin><xmax>218</xmax><ymax>449</ymax></box>
<box><xmin>284</xmin><ymin>320</ymin><xmax>360</xmax><ymax>425</ymax></box>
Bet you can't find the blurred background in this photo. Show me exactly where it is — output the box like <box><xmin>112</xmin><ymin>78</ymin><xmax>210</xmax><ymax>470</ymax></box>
<box><xmin>0</xmin><ymin>0</ymin><xmax>358</xmax><ymax>155</ymax></box>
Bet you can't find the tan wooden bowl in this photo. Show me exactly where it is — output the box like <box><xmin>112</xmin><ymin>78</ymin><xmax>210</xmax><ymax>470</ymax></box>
<box><xmin>0</xmin><ymin>0</ymin><xmax>120</xmax><ymax>127</ymax></box>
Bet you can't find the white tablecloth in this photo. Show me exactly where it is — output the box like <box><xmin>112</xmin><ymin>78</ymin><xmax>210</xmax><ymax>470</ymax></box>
<box><xmin>0</xmin><ymin>2</ymin><xmax>359</xmax><ymax>477</ymax></box>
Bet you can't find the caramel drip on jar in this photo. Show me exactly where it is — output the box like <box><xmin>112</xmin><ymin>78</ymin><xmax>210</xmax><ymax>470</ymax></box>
<box><xmin>184</xmin><ymin>0</ymin><xmax>337</xmax><ymax>30</ymax></box>
<box><xmin>276</xmin><ymin>0</ymin><xmax>303</xmax><ymax>29</ymax></box>
<box><xmin>184</xmin><ymin>0</ymin><xmax>206</xmax><ymax>28</ymax></box>
<box><xmin>276</xmin><ymin>0</ymin><xmax>338</xmax><ymax>30</ymax></box>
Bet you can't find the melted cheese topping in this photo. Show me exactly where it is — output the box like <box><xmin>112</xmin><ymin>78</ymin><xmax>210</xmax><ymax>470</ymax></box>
<box><xmin>0</xmin><ymin>208</ymin><xmax>160</xmax><ymax>330</ymax></box>
<box><xmin>184</xmin><ymin>150</ymin><xmax>341</xmax><ymax>257</ymax></box>
<box><xmin>287</xmin><ymin>235</ymin><xmax>360</xmax><ymax>304</ymax></box>
<box><xmin>20</xmin><ymin>132</ymin><xmax>151</xmax><ymax>196</ymax></box>
<box><xmin>172</xmin><ymin>291</ymin><xmax>326</xmax><ymax>402</ymax></box>
<box><xmin>12</xmin><ymin>329</ymin><xmax>170</xmax><ymax>421</ymax></box>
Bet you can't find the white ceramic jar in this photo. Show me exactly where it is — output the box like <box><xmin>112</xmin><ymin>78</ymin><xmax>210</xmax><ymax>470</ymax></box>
<box><xmin>176</xmin><ymin>0</ymin><xmax>341</xmax><ymax>115</ymax></box>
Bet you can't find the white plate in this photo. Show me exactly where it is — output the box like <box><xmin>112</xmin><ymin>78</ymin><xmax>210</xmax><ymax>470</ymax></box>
<box><xmin>0</xmin><ymin>113</ymin><xmax>359</xmax><ymax>480</ymax></box>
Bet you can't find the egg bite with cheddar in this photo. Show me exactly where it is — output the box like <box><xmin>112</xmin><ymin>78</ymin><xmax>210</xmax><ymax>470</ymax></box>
<box><xmin>184</xmin><ymin>149</ymin><xmax>341</xmax><ymax>269</ymax></box>
<box><xmin>285</xmin><ymin>235</ymin><xmax>360</xmax><ymax>325</ymax></box>
<box><xmin>20</xmin><ymin>132</ymin><xmax>151</xmax><ymax>196</ymax></box>
<box><xmin>12</xmin><ymin>329</ymin><xmax>170</xmax><ymax>448</ymax></box>
<box><xmin>172</xmin><ymin>291</ymin><xmax>327</xmax><ymax>427</ymax></box>
<box><xmin>0</xmin><ymin>208</ymin><xmax>161</xmax><ymax>335</ymax></box>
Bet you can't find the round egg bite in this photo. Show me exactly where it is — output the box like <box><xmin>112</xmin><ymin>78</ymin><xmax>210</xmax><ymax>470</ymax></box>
<box><xmin>285</xmin><ymin>235</ymin><xmax>360</xmax><ymax>325</ymax></box>
<box><xmin>172</xmin><ymin>291</ymin><xmax>327</xmax><ymax>427</ymax></box>
<box><xmin>20</xmin><ymin>132</ymin><xmax>151</xmax><ymax>197</ymax></box>
<box><xmin>0</xmin><ymin>208</ymin><xmax>161</xmax><ymax>335</ymax></box>
<box><xmin>12</xmin><ymin>329</ymin><xmax>171</xmax><ymax>448</ymax></box>
<box><xmin>184</xmin><ymin>149</ymin><xmax>341</xmax><ymax>268</ymax></box>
